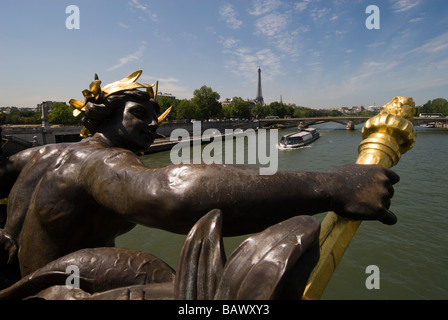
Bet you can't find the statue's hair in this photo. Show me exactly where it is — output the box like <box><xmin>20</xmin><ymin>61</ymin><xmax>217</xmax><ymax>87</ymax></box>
<box><xmin>81</xmin><ymin>89</ymin><xmax>160</xmax><ymax>135</ymax></box>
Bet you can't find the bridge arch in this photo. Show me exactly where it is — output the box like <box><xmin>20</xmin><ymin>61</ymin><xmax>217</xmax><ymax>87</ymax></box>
<box><xmin>259</xmin><ymin>116</ymin><xmax>448</xmax><ymax>130</ymax></box>
<box><xmin>259</xmin><ymin>116</ymin><xmax>369</xmax><ymax>130</ymax></box>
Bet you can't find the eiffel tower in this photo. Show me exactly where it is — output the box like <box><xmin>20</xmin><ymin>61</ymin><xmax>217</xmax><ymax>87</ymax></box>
<box><xmin>255</xmin><ymin>67</ymin><xmax>264</xmax><ymax>105</ymax></box>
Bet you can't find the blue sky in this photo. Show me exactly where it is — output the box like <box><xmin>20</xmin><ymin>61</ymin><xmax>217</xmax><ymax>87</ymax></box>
<box><xmin>0</xmin><ymin>0</ymin><xmax>447</xmax><ymax>109</ymax></box>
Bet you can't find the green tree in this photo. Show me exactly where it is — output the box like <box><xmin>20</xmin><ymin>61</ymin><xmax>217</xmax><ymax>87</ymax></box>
<box><xmin>192</xmin><ymin>86</ymin><xmax>222</xmax><ymax>120</ymax></box>
<box><xmin>431</xmin><ymin>98</ymin><xmax>448</xmax><ymax>115</ymax></box>
<box><xmin>416</xmin><ymin>98</ymin><xmax>448</xmax><ymax>116</ymax></box>
<box><xmin>5</xmin><ymin>111</ymin><xmax>21</xmax><ymax>124</ymax></box>
<box><xmin>48</xmin><ymin>102</ymin><xmax>80</xmax><ymax>125</ymax></box>
<box><xmin>157</xmin><ymin>96</ymin><xmax>177</xmax><ymax>120</ymax></box>
<box><xmin>175</xmin><ymin>100</ymin><xmax>201</xmax><ymax>120</ymax></box>
<box><xmin>221</xmin><ymin>105</ymin><xmax>231</xmax><ymax>119</ymax></box>
<box><xmin>228</xmin><ymin>97</ymin><xmax>251</xmax><ymax>119</ymax></box>
<box><xmin>292</xmin><ymin>107</ymin><xmax>325</xmax><ymax>118</ymax></box>
<box><xmin>4</xmin><ymin>109</ymin><xmax>40</xmax><ymax>124</ymax></box>
<box><xmin>327</xmin><ymin>109</ymin><xmax>343</xmax><ymax>117</ymax></box>
<box><xmin>268</xmin><ymin>102</ymin><xmax>294</xmax><ymax>118</ymax></box>
<box><xmin>251</xmin><ymin>104</ymin><xmax>266</xmax><ymax>119</ymax></box>
<box><xmin>418</xmin><ymin>100</ymin><xmax>432</xmax><ymax>114</ymax></box>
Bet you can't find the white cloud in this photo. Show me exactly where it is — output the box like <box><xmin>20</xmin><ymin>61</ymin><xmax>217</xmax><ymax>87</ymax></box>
<box><xmin>306</xmin><ymin>61</ymin><xmax>323</xmax><ymax>72</ymax></box>
<box><xmin>218</xmin><ymin>2</ymin><xmax>304</xmax><ymax>87</ymax></box>
<box><xmin>407</xmin><ymin>32</ymin><xmax>448</xmax><ymax>56</ymax></box>
<box><xmin>330</xmin><ymin>15</ymin><xmax>338</xmax><ymax>21</ymax></box>
<box><xmin>129</xmin><ymin>0</ymin><xmax>158</xmax><ymax>22</ymax></box>
<box><xmin>310</xmin><ymin>7</ymin><xmax>331</xmax><ymax>21</ymax></box>
<box><xmin>253</xmin><ymin>12</ymin><xmax>300</xmax><ymax>57</ymax></box>
<box><xmin>254</xmin><ymin>12</ymin><xmax>288</xmax><ymax>37</ymax></box>
<box><xmin>223</xmin><ymin>47</ymin><xmax>284</xmax><ymax>84</ymax></box>
<box><xmin>106</xmin><ymin>42</ymin><xmax>146</xmax><ymax>71</ymax></box>
<box><xmin>218</xmin><ymin>36</ymin><xmax>240</xmax><ymax>49</ymax></box>
<box><xmin>219</xmin><ymin>3</ymin><xmax>243</xmax><ymax>30</ymax></box>
<box><xmin>318</xmin><ymin>60</ymin><xmax>401</xmax><ymax>102</ymax></box>
<box><xmin>391</xmin><ymin>0</ymin><xmax>422</xmax><ymax>12</ymax></box>
<box><xmin>367</xmin><ymin>42</ymin><xmax>387</xmax><ymax>48</ymax></box>
<box><xmin>409</xmin><ymin>17</ymin><xmax>424</xmax><ymax>23</ymax></box>
<box><xmin>249</xmin><ymin>0</ymin><xmax>282</xmax><ymax>16</ymax></box>
<box><xmin>295</xmin><ymin>0</ymin><xmax>313</xmax><ymax>13</ymax></box>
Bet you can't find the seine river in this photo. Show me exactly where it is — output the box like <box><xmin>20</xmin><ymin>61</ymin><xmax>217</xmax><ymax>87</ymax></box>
<box><xmin>116</xmin><ymin>122</ymin><xmax>448</xmax><ymax>300</ymax></box>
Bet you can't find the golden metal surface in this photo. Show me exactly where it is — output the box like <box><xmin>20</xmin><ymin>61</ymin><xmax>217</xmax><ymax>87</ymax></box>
<box><xmin>302</xmin><ymin>96</ymin><xmax>417</xmax><ymax>300</ymax></box>
<box><xmin>158</xmin><ymin>106</ymin><xmax>173</xmax><ymax>124</ymax></box>
<box><xmin>70</xmin><ymin>70</ymin><xmax>158</xmax><ymax>118</ymax></box>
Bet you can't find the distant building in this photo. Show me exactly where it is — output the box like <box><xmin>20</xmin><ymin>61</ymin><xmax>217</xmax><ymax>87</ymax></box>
<box><xmin>366</xmin><ymin>105</ymin><xmax>380</xmax><ymax>112</ymax></box>
<box><xmin>255</xmin><ymin>67</ymin><xmax>264</xmax><ymax>105</ymax></box>
<box><xmin>157</xmin><ymin>92</ymin><xmax>176</xmax><ymax>102</ymax></box>
<box><xmin>338</xmin><ymin>106</ymin><xmax>365</xmax><ymax>114</ymax></box>
<box><xmin>37</xmin><ymin>101</ymin><xmax>59</xmax><ymax>113</ymax></box>
<box><xmin>0</xmin><ymin>106</ymin><xmax>38</xmax><ymax>113</ymax></box>
<box><xmin>0</xmin><ymin>106</ymin><xmax>17</xmax><ymax>114</ymax></box>
<box><xmin>222</xmin><ymin>97</ymin><xmax>258</xmax><ymax>108</ymax></box>
<box><xmin>221</xmin><ymin>98</ymin><xmax>233</xmax><ymax>106</ymax></box>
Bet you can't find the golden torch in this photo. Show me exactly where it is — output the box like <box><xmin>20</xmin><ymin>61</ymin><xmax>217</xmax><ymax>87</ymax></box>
<box><xmin>302</xmin><ymin>96</ymin><xmax>417</xmax><ymax>300</ymax></box>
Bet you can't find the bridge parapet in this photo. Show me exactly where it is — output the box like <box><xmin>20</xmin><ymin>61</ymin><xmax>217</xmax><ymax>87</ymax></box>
<box><xmin>259</xmin><ymin>116</ymin><xmax>448</xmax><ymax>129</ymax></box>
<box><xmin>2</xmin><ymin>117</ymin><xmax>447</xmax><ymax>154</ymax></box>
<box><xmin>259</xmin><ymin>116</ymin><xmax>370</xmax><ymax>129</ymax></box>
<box><xmin>1</xmin><ymin>125</ymin><xmax>83</xmax><ymax>146</ymax></box>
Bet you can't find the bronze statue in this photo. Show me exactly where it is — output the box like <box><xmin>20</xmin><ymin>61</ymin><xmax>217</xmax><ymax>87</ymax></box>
<box><xmin>0</xmin><ymin>71</ymin><xmax>399</xmax><ymax>299</ymax></box>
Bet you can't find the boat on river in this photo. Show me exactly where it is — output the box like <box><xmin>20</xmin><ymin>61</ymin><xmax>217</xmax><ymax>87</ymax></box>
<box><xmin>419</xmin><ymin>123</ymin><xmax>436</xmax><ymax>128</ymax></box>
<box><xmin>278</xmin><ymin>128</ymin><xmax>320</xmax><ymax>149</ymax></box>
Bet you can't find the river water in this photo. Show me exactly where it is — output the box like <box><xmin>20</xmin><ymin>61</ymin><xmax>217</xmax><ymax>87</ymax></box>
<box><xmin>116</xmin><ymin>122</ymin><xmax>448</xmax><ymax>300</ymax></box>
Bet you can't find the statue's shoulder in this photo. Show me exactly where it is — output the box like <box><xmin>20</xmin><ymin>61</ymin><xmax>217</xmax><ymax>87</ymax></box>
<box><xmin>8</xmin><ymin>143</ymin><xmax>67</xmax><ymax>168</ymax></box>
<box><xmin>71</xmin><ymin>142</ymin><xmax>142</xmax><ymax>168</ymax></box>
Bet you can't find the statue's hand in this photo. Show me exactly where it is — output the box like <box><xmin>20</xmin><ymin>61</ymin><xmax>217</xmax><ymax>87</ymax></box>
<box><xmin>328</xmin><ymin>164</ymin><xmax>400</xmax><ymax>225</ymax></box>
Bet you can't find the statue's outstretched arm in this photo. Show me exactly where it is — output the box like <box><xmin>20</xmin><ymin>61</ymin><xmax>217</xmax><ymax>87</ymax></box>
<box><xmin>81</xmin><ymin>150</ymin><xmax>398</xmax><ymax>236</ymax></box>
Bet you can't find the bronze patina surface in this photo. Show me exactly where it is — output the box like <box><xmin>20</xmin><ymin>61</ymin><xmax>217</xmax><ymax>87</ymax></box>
<box><xmin>0</xmin><ymin>71</ymin><xmax>401</xmax><ymax>299</ymax></box>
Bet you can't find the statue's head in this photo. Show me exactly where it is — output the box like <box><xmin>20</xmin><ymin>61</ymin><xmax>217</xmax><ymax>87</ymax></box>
<box><xmin>70</xmin><ymin>70</ymin><xmax>161</xmax><ymax>138</ymax></box>
<box><xmin>81</xmin><ymin>89</ymin><xmax>159</xmax><ymax>135</ymax></box>
<box><xmin>83</xmin><ymin>90</ymin><xmax>161</xmax><ymax>151</ymax></box>
<box><xmin>69</xmin><ymin>71</ymin><xmax>174</xmax><ymax>151</ymax></box>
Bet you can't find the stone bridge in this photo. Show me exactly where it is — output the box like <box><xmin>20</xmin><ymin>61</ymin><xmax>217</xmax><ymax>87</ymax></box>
<box><xmin>258</xmin><ymin>116</ymin><xmax>448</xmax><ymax>130</ymax></box>
<box><xmin>1</xmin><ymin>116</ymin><xmax>446</xmax><ymax>157</ymax></box>
<box><xmin>0</xmin><ymin>120</ymin><xmax>259</xmax><ymax>157</ymax></box>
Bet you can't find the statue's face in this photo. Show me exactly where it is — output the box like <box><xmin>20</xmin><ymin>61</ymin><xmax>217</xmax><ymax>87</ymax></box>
<box><xmin>108</xmin><ymin>98</ymin><xmax>159</xmax><ymax>152</ymax></box>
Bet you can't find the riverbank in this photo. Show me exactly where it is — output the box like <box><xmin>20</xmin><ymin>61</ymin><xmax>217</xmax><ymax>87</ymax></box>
<box><xmin>147</xmin><ymin>124</ymin><xmax>264</xmax><ymax>154</ymax></box>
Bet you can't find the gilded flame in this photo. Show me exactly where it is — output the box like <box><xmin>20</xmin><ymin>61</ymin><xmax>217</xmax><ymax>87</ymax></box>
<box><xmin>358</xmin><ymin>96</ymin><xmax>417</xmax><ymax>167</ymax></box>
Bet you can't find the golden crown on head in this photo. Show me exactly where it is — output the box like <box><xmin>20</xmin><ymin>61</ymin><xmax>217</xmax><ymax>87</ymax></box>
<box><xmin>69</xmin><ymin>70</ymin><xmax>172</xmax><ymax>138</ymax></box>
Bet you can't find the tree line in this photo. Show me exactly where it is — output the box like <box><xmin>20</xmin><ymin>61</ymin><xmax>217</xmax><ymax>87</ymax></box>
<box><xmin>1</xmin><ymin>87</ymin><xmax>447</xmax><ymax>125</ymax></box>
<box><xmin>156</xmin><ymin>85</ymin><xmax>372</xmax><ymax>121</ymax></box>
<box><xmin>0</xmin><ymin>102</ymin><xmax>82</xmax><ymax>125</ymax></box>
<box><xmin>415</xmin><ymin>98</ymin><xmax>448</xmax><ymax>116</ymax></box>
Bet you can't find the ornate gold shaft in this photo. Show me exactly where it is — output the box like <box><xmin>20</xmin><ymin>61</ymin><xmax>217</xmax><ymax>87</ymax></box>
<box><xmin>302</xmin><ymin>96</ymin><xmax>417</xmax><ymax>300</ymax></box>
